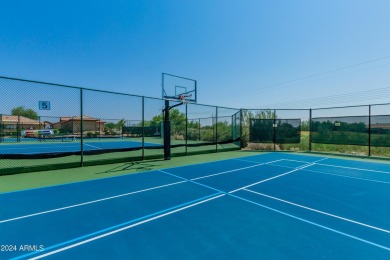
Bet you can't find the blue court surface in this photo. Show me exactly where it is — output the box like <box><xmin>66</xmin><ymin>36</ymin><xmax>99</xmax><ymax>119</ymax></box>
<box><xmin>0</xmin><ymin>139</ymin><xmax>161</xmax><ymax>155</ymax></box>
<box><xmin>1</xmin><ymin>152</ymin><xmax>389</xmax><ymax>259</ymax></box>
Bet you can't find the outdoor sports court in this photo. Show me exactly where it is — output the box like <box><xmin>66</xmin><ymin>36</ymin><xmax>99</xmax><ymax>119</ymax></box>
<box><xmin>1</xmin><ymin>152</ymin><xmax>389</xmax><ymax>259</ymax></box>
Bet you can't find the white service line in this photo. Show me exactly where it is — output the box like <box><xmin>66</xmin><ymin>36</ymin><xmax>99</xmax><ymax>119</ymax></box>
<box><xmin>244</xmin><ymin>189</ymin><xmax>390</xmax><ymax>233</ymax></box>
<box><xmin>0</xmin><ymin>181</ymin><xmax>186</xmax><ymax>224</ymax></box>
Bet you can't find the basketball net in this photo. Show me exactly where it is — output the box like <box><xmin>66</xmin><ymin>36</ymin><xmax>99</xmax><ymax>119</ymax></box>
<box><xmin>178</xmin><ymin>93</ymin><xmax>192</xmax><ymax>103</ymax></box>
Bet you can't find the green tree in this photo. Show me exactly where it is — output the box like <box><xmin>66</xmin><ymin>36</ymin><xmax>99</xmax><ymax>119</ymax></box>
<box><xmin>151</xmin><ymin>109</ymin><xmax>186</xmax><ymax>123</ymax></box>
<box><xmin>104</xmin><ymin>122</ymin><xmax>116</xmax><ymax>134</ymax></box>
<box><xmin>150</xmin><ymin>109</ymin><xmax>187</xmax><ymax>139</ymax></box>
<box><xmin>11</xmin><ymin>106</ymin><xmax>39</xmax><ymax>120</ymax></box>
<box><xmin>116</xmin><ymin>118</ymin><xmax>126</xmax><ymax>130</ymax></box>
<box><xmin>301</xmin><ymin>120</ymin><xmax>310</xmax><ymax>131</ymax></box>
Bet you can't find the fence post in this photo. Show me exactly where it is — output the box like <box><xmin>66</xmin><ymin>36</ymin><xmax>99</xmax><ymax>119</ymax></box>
<box><xmin>198</xmin><ymin>118</ymin><xmax>201</xmax><ymax>141</ymax></box>
<box><xmin>98</xmin><ymin>118</ymin><xmax>101</xmax><ymax>140</ymax></box>
<box><xmin>80</xmin><ymin>88</ymin><xmax>84</xmax><ymax>167</ymax></box>
<box><xmin>273</xmin><ymin>109</ymin><xmax>276</xmax><ymax>151</ymax></box>
<box><xmin>309</xmin><ymin>108</ymin><xmax>312</xmax><ymax>152</ymax></box>
<box><xmin>142</xmin><ymin>97</ymin><xmax>145</xmax><ymax>160</ymax></box>
<box><xmin>215</xmin><ymin>106</ymin><xmax>218</xmax><ymax>152</ymax></box>
<box><xmin>0</xmin><ymin>113</ymin><xmax>2</xmax><ymax>143</ymax></box>
<box><xmin>185</xmin><ymin>103</ymin><xmax>188</xmax><ymax>156</ymax></box>
<box><xmin>368</xmin><ymin>105</ymin><xmax>371</xmax><ymax>157</ymax></box>
<box><xmin>17</xmin><ymin>115</ymin><xmax>21</xmax><ymax>142</ymax></box>
<box><xmin>240</xmin><ymin>109</ymin><xmax>244</xmax><ymax>149</ymax></box>
<box><xmin>164</xmin><ymin>100</ymin><xmax>171</xmax><ymax>160</ymax></box>
<box><xmin>231</xmin><ymin>114</ymin><xmax>234</xmax><ymax>141</ymax></box>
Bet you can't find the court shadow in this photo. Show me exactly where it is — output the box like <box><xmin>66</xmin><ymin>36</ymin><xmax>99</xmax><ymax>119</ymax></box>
<box><xmin>95</xmin><ymin>159</ymin><xmax>165</xmax><ymax>175</ymax></box>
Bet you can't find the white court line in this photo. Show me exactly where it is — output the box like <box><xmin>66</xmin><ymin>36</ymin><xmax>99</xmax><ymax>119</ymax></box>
<box><xmin>315</xmin><ymin>162</ymin><xmax>390</xmax><ymax>175</ymax></box>
<box><xmin>29</xmin><ymin>194</ymin><xmax>225</xmax><ymax>259</ymax></box>
<box><xmin>228</xmin><ymin>163</ymin><xmax>316</xmax><ymax>193</ymax></box>
<box><xmin>191</xmin><ymin>157</ymin><xmax>327</xmax><ymax>194</ymax></box>
<box><xmin>229</xmin><ymin>193</ymin><xmax>390</xmax><ymax>251</ymax></box>
<box><xmin>244</xmin><ymin>189</ymin><xmax>390</xmax><ymax>233</ymax></box>
<box><xmin>278</xmin><ymin>158</ymin><xmax>317</xmax><ymax>164</ymax></box>
<box><xmin>266</xmin><ymin>163</ymin><xmax>390</xmax><ymax>184</ymax></box>
<box><xmin>262</xmin><ymin>157</ymin><xmax>390</xmax><ymax>175</ymax></box>
<box><xmin>83</xmin><ymin>143</ymin><xmax>102</xmax><ymax>150</ymax></box>
<box><xmin>233</xmin><ymin>158</ymin><xmax>263</xmax><ymax>164</ymax></box>
<box><xmin>192</xmin><ymin>159</ymin><xmax>284</xmax><ymax>180</ymax></box>
<box><xmin>304</xmin><ymin>168</ymin><xmax>390</xmax><ymax>184</ymax></box>
<box><xmin>0</xmin><ymin>181</ymin><xmax>186</xmax><ymax>224</ymax></box>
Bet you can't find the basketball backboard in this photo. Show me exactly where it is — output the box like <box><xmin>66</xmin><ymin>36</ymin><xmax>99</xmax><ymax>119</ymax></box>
<box><xmin>161</xmin><ymin>73</ymin><xmax>197</xmax><ymax>103</ymax></box>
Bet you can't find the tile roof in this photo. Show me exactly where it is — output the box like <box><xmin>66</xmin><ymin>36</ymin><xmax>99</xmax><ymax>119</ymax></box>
<box><xmin>0</xmin><ymin>115</ymin><xmax>40</xmax><ymax>124</ymax></box>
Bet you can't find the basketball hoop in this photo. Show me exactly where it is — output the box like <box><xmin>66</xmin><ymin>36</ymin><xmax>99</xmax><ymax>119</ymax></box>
<box><xmin>178</xmin><ymin>93</ymin><xmax>192</xmax><ymax>103</ymax></box>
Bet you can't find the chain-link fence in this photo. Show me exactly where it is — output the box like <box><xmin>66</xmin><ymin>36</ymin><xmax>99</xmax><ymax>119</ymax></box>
<box><xmin>245</xmin><ymin>105</ymin><xmax>390</xmax><ymax>157</ymax></box>
<box><xmin>3</xmin><ymin>75</ymin><xmax>390</xmax><ymax>175</ymax></box>
<box><xmin>0</xmin><ymin>76</ymin><xmax>241</xmax><ymax>174</ymax></box>
<box><xmin>243</xmin><ymin>109</ymin><xmax>310</xmax><ymax>151</ymax></box>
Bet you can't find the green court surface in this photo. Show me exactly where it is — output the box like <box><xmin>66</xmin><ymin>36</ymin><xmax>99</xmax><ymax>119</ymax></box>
<box><xmin>0</xmin><ymin>151</ymin><xmax>250</xmax><ymax>193</ymax></box>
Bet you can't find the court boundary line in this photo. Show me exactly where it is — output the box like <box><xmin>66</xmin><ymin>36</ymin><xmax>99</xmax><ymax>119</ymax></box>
<box><xmin>244</xmin><ymin>189</ymin><xmax>390</xmax><ymax>233</ymax></box>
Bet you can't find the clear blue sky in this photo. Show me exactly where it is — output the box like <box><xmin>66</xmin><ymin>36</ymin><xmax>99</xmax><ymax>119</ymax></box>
<box><xmin>1</xmin><ymin>0</ymin><xmax>390</xmax><ymax>109</ymax></box>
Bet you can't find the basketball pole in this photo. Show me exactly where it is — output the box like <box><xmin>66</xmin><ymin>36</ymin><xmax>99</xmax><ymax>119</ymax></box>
<box><xmin>163</xmin><ymin>99</ymin><xmax>185</xmax><ymax>160</ymax></box>
<box><xmin>164</xmin><ymin>99</ymin><xmax>171</xmax><ymax>160</ymax></box>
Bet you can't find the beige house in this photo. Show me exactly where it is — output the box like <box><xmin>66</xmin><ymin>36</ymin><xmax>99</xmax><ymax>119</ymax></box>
<box><xmin>0</xmin><ymin>115</ymin><xmax>40</xmax><ymax>130</ymax></box>
<box><xmin>52</xmin><ymin>116</ymin><xmax>105</xmax><ymax>134</ymax></box>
